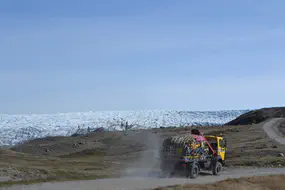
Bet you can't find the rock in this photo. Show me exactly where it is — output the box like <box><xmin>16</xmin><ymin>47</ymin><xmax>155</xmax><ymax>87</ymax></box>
<box><xmin>278</xmin><ymin>153</ymin><xmax>284</xmax><ymax>157</ymax></box>
<box><xmin>94</xmin><ymin>127</ymin><xmax>105</xmax><ymax>132</ymax></box>
<box><xmin>230</xmin><ymin>128</ymin><xmax>241</xmax><ymax>132</ymax></box>
<box><xmin>72</xmin><ymin>143</ymin><xmax>78</xmax><ymax>148</ymax></box>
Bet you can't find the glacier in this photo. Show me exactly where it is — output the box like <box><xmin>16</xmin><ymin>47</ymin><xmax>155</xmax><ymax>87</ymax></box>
<box><xmin>0</xmin><ymin>110</ymin><xmax>249</xmax><ymax>146</ymax></box>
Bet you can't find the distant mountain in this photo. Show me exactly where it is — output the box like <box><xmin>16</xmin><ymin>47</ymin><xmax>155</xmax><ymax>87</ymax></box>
<box><xmin>0</xmin><ymin>109</ymin><xmax>249</xmax><ymax>146</ymax></box>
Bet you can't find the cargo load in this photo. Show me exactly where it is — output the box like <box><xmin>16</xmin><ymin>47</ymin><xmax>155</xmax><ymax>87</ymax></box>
<box><xmin>159</xmin><ymin>129</ymin><xmax>227</xmax><ymax>178</ymax></box>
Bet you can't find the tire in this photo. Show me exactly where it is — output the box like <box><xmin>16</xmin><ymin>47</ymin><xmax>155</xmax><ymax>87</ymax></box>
<box><xmin>187</xmin><ymin>163</ymin><xmax>199</xmax><ymax>179</ymax></box>
<box><xmin>212</xmin><ymin>161</ymin><xmax>222</xmax><ymax>176</ymax></box>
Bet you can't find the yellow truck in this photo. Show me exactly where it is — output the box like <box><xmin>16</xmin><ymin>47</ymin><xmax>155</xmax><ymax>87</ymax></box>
<box><xmin>160</xmin><ymin>129</ymin><xmax>227</xmax><ymax>178</ymax></box>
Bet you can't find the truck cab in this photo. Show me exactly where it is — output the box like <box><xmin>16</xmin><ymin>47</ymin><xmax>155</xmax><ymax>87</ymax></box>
<box><xmin>190</xmin><ymin>129</ymin><xmax>227</xmax><ymax>166</ymax></box>
<box><xmin>204</xmin><ymin>135</ymin><xmax>227</xmax><ymax>165</ymax></box>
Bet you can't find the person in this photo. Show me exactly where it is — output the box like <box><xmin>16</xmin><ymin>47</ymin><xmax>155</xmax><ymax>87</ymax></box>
<box><xmin>184</xmin><ymin>144</ymin><xmax>192</xmax><ymax>156</ymax></box>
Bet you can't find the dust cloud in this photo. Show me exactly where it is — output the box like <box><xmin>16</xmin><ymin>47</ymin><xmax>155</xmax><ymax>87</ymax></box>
<box><xmin>120</xmin><ymin>130</ymin><xmax>164</xmax><ymax>178</ymax></box>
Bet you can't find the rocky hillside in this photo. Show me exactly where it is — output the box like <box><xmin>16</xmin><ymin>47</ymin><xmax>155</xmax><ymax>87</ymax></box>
<box><xmin>226</xmin><ymin>107</ymin><xmax>285</xmax><ymax>125</ymax></box>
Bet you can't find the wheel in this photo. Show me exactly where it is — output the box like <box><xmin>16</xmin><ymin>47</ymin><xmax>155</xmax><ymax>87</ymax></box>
<box><xmin>187</xmin><ymin>163</ymin><xmax>199</xmax><ymax>179</ymax></box>
<box><xmin>212</xmin><ymin>161</ymin><xmax>222</xmax><ymax>176</ymax></box>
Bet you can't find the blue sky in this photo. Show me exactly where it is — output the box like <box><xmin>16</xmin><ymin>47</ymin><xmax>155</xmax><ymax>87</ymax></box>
<box><xmin>1</xmin><ymin>0</ymin><xmax>285</xmax><ymax>114</ymax></box>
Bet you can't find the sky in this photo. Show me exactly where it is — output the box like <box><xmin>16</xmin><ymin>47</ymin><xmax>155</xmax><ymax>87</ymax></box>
<box><xmin>0</xmin><ymin>0</ymin><xmax>285</xmax><ymax>114</ymax></box>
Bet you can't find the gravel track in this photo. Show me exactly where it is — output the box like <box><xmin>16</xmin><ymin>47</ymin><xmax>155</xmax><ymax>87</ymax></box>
<box><xmin>2</xmin><ymin>119</ymin><xmax>285</xmax><ymax>190</ymax></box>
<box><xmin>2</xmin><ymin>168</ymin><xmax>285</xmax><ymax>190</ymax></box>
<box><xmin>263</xmin><ymin>118</ymin><xmax>285</xmax><ymax>145</ymax></box>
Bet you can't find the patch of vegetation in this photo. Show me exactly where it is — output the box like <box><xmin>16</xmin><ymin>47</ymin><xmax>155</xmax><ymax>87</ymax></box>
<box><xmin>230</xmin><ymin>156</ymin><xmax>285</xmax><ymax>167</ymax></box>
<box><xmin>59</xmin><ymin>148</ymin><xmax>106</xmax><ymax>158</ymax></box>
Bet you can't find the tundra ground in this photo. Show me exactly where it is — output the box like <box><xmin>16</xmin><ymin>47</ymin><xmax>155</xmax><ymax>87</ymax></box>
<box><xmin>0</xmin><ymin>119</ymin><xmax>285</xmax><ymax>187</ymax></box>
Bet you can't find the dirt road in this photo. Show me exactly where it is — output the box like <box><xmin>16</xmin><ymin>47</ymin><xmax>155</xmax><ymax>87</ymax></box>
<box><xmin>2</xmin><ymin>119</ymin><xmax>285</xmax><ymax>190</ymax></box>
<box><xmin>2</xmin><ymin>168</ymin><xmax>285</xmax><ymax>190</ymax></box>
<box><xmin>263</xmin><ymin>118</ymin><xmax>285</xmax><ymax>145</ymax></box>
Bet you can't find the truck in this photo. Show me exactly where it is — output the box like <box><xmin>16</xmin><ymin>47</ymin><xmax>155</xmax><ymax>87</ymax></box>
<box><xmin>160</xmin><ymin>129</ymin><xmax>227</xmax><ymax>179</ymax></box>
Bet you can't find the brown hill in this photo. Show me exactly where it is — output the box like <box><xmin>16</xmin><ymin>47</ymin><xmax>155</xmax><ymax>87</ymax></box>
<box><xmin>226</xmin><ymin>107</ymin><xmax>285</xmax><ymax>125</ymax></box>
